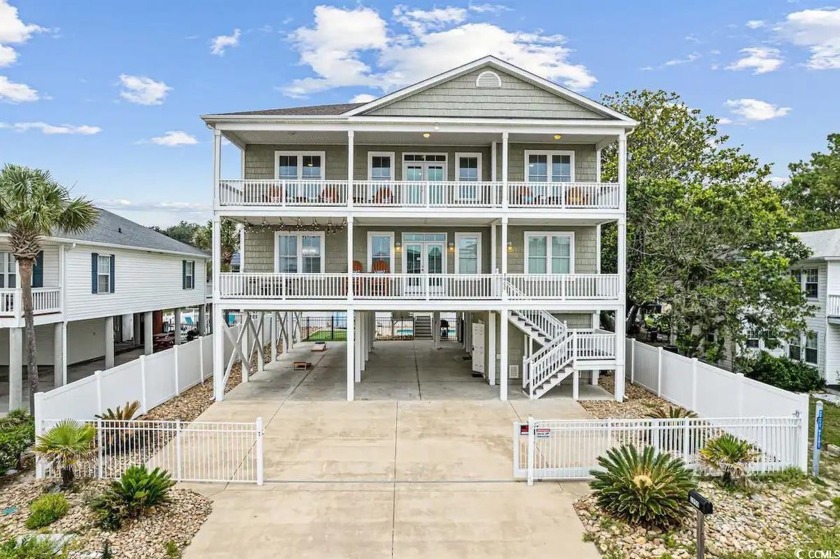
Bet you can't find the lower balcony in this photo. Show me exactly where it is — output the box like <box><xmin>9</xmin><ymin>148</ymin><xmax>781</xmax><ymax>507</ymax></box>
<box><xmin>217</xmin><ymin>273</ymin><xmax>619</xmax><ymax>302</ymax></box>
<box><xmin>0</xmin><ymin>287</ymin><xmax>62</xmax><ymax>317</ymax></box>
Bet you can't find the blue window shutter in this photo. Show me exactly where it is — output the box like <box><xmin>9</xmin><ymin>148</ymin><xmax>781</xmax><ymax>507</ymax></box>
<box><xmin>109</xmin><ymin>254</ymin><xmax>115</xmax><ymax>293</ymax></box>
<box><xmin>191</xmin><ymin>260</ymin><xmax>196</xmax><ymax>289</ymax></box>
<box><xmin>182</xmin><ymin>260</ymin><xmax>187</xmax><ymax>289</ymax></box>
<box><xmin>32</xmin><ymin>251</ymin><xmax>44</xmax><ymax>288</ymax></box>
<box><xmin>91</xmin><ymin>252</ymin><xmax>99</xmax><ymax>293</ymax></box>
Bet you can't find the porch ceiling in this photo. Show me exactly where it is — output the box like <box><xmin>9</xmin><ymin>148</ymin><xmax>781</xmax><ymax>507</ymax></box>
<box><xmin>233</xmin><ymin>215</ymin><xmax>613</xmax><ymax>227</ymax></box>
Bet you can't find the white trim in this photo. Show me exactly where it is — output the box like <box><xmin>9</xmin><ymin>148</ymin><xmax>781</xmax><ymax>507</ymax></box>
<box><xmin>475</xmin><ymin>70</ymin><xmax>502</xmax><ymax>89</ymax></box>
<box><xmin>272</xmin><ymin>231</ymin><xmax>326</xmax><ymax>274</ymax></box>
<box><xmin>524</xmin><ymin>149</ymin><xmax>576</xmax><ymax>182</ymax></box>
<box><xmin>367</xmin><ymin>151</ymin><xmax>396</xmax><ymax>181</ymax></box>
<box><xmin>0</xmin><ymin>235</ymin><xmax>210</xmax><ymax>260</ymax></box>
<box><xmin>454</xmin><ymin>232</ymin><xmax>483</xmax><ymax>274</ymax></box>
<box><xmin>454</xmin><ymin>152</ymin><xmax>483</xmax><ymax>182</ymax></box>
<box><xmin>401</xmin><ymin>152</ymin><xmax>449</xmax><ymax>181</ymax></box>
<box><xmin>523</xmin><ymin>231</ymin><xmax>575</xmax><ymax>274</ymax></box>
<box><xmin>274</xmin><ymin>150</ymin><xmax>327</xmax><ymax>180</ymax></box>
<box><xmin>400</xmin><ymin>232</ymin><xmax>448</xmax><ymax>275</ymax></box>
<box><xmin>366</xmin><ymin>231</ymin><xmax>395</xmax><ymax>272</ymax></box>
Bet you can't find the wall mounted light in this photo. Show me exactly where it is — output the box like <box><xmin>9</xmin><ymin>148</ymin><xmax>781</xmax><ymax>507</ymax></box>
<box><xmin>422</xmin><ymin>132</ymin><xmax>431</xmax><ymax>138</ymax></box>
<box><xmin>553</xmin><ymin>134</ymin><xmax>562</xmax><ymax>140</ymax></box>
<box><xmin>448</xmin><ymin>242</ymin><xmax>455</xmax><ymax>252</ymax></box>
<box><xmin>507</xmin><ymin>241</ymin><xmax>513</xmax><ymax>252</ymax></box>
<box><xmin>395</xmin><ymin>241</ymin><xmax>402</xmax><ymax>252</ymax></box>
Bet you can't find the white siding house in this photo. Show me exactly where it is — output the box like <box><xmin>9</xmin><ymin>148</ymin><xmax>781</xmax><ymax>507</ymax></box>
<box><xmin>2</xmin><ymin>209</ymin><xmax>210</xmax><ymax>411</ymax></box>
<box><xmin>203</xmin><ymin>56</ymin><xmax>637</xmax><ymax>402</ymax></box>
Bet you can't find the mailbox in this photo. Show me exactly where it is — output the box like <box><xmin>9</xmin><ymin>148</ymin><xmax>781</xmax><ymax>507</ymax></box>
<box><xmin>689</xmin><ymin>490</ymin><xmax>713</xmax><ymax>515</ymax></box>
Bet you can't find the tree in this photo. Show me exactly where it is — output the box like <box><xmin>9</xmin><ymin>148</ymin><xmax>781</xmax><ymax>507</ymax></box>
<box><xmin>150</xmin><ymin>221</ymin><xmax>202</xmax><ymax>246</ymax></box>
<box><xmin>779</xmin><ymin>133</ymin><xmax>840</xmax><ymax>231</ymax></box>
<box><xmin>0</xmin><ymin>165</ymin><xmax>98</xmax><ymax>411</ymax></box>
<box><xmin>192</xmin><ymin>219</ymin><xmax>238</xmax><ymax>271</ymax></box>
<box><xmin>599</xmin><ymin>91</ymin><xmax>811</xmax><ymax>364</ymax></box>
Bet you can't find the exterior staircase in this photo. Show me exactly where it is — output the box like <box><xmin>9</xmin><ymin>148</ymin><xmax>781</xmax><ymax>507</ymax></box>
<box><xmin>413</xmin><ymin>314</ymin><xmax>433</xmax><ymax>340</ymax></box>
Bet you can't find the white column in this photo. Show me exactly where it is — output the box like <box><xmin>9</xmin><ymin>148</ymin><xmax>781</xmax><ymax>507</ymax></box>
<box><xmin>500</xmin><ymin>309</ymin><xmax>509</xmax><ymax>401</ymax></box>
<box><xmin>104</xmin><ymin>316</ymin><xmax>115</xmax><ymax>369</ymax></box>
<box><xmin>596</xmin><ymin>224</ymin><xmax>602</xmax><ymax>273</ymax></box>
<box><xmin>270</xmin><ymin>313</ymin><xmax>278</xmax><ymax>362</ymax></box>
<box><xmin>501</xmin><ymin>132</ymin><xmax>509</xmax><ymax>209</ymax></box>
<box><xmin>360</xmin><ymin>313</ymin><xmax>367</xmax><ymax>371</ymax></box>
<box><xmin>8</xmin><ymin>328</ymin><xmax>22</xmax><ymax>411</ymax></box>
<box><xmin>615</xmin><ymin>132</ymin><xmax>628</xmax><ymax>402</ymax></box>
<box><xmin>501</xmin><ymin>217</ymin><xmax>509</xmax><ymax>276</ymax></box>
<box><xmin>174</xmin><ymin>308</ymin><xmax>182</xmax><ymax>345</ymax></box>
<box><xmin>491</xmin><ymin>223</ymin><xmax>497</xmax><ymax>273</ymax></box>
<box><xmin>347</xmin><ymin>217</ymin><xmax>354</xmax><ymax>300</ymax></box>
<box><xmin>355</xmin><ymin>316</ymin><xmax>362</xmax><ymax>381</ymax></box>
<box><xmin>213</xmin><ymin>305</ymin><xmax>225</xmax><ymax>401</ymax></box>
<box><xmin>143</xmin><ymin>311</ymin><xmax>153</xmax><ymax>355</ymax></box>
<box><xmin>488</xmin><ymin>311</ymin><xmax>496</xmax><ymax>386</ymax></box>
<box><xmin>346</xmin><ymin>309</ymin><xmax>355</xmax><ymax>400</ymax></box>
<box><xmin>53</xmin><ymin>322</ymin><xmax>65</xmax><ymax>388</ymax></box>
<box><xmin>199</xmin><ymin>304</ymin><xmax>207</xmax><ymax>336</ymax></box>
<box><xmin>433</xmin><ymin>311</ymin><xmax>440</xmax><ymax>349</ymax></box>
<box><xmin>596</xmin><ymin>148</ymin><xmax>602</xmax><ymax>182</ymax></box>
<box><xmin>491</xmin><ymin>141</ymin><xmax>497</xmax><ymax>205</ymax></box>
<box><xmin>212</xmin><ymin>129</ymin><xmax>222</xmax><ymax>208</ymax></box>
<box><xmin>347</xmin><ymin>130</ymin><xmax>355</xmax><ymax>209</ymax></box>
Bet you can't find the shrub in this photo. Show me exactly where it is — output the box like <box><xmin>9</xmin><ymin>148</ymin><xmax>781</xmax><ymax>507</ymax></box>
<box><xmin>33</xmin><ymin>420</ymin><xmax>95</xmax><ymax>488</ymax></box>
<box><xmin>699</xmin><ymin>434</ymin><xmax>760</xmax><ymax>488</ymax></box>
<box><xmin>95</xmin><ymin>401</ymin><xmax>140</xmax><ymax>422</ymax></box>
<box><xmin>737</xmin><ymin>352</ymin><xmax>825</xmax><ymax>392</ymax></box>
<box><xmin>0</xmin><ymin>535</ymin><xmax>67</xmax><ymax>558</ymax></box>
<box><xmin>646</xmin><ymin>406</ymin><xmax>697</xmax><ymax>419</ymax></box>
<box><xmin>25</xmin><ymin>493</ymin><xmax>69</xmax><ymax>529</ymax></box>
<box><xmin>89</xmin><ymin>465</ymin><xmax>175</xmax><ymax>531</ymax></box>
<box><xmin>0</xmin><ymin>410</ymin><xmax>35</xmax><ymax>472</ymax></box>
<box><xmin>590</xmin><ymin>445</ymin><xmax>696</xmax><ymax>529</ymax></box>
<box><xmin>95</xmin><ymin>401</ymin><xmax>142</xmax><ymax>455</ymax></box>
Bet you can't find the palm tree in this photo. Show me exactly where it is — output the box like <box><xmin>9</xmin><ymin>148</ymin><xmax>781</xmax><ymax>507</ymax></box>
<box><xmin>0</xmin><ymin>165</ymin><xmax>98</xmax><ymax>411</ymax></box>
<box><xmin>193</xmin><ymin>218</ymin><xmax>239</xmax><ymax>271</ymax></box>
<box><xmin>33</xmin><ymin>419</ymin><xmax>96</xmax><ymax>488</ymax></box>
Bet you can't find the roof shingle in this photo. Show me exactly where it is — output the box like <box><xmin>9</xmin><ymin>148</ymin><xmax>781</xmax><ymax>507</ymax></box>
<box><xmin>216</xmin><ymin>102</ymin><xmax>367</xmax><ymax>117</ymax></box>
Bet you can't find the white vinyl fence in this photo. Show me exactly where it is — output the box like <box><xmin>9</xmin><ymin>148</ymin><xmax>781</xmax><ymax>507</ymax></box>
<box><xmin>514</xmin><ymin>416</ymin><xmax>805</xmax><ymax>482</ymax></box>
<box><xmin>34</xmin><ymin>327</ymin><xmax>243</xmax><ymax>424</ymax></box>
<box><xmin>38</xmin><ymin>418</ymin><xmax>264</xmax><ymax>485</ymax></box>
<box><xmin>624</xmin><ymin>338</ymin><xmax>810</xmax><ymax>421</ymax></box>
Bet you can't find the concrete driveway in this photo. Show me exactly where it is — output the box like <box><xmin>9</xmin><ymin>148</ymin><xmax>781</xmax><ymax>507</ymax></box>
<box><xmin>183</xmin><ymin>341</ymin><xmax>600</xmax><ymax>558</ymax></box>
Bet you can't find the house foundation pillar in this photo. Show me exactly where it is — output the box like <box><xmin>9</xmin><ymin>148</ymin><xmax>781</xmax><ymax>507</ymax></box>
<box><xmin>174</xmin><ymin>308</ymin><xmax>182</xmax><ymax>345</ymax></box>
<box><xmin>143</xmin><ymin>311</ymin><xmax>153</xmax><ymax>355</ymax></box>
<box><xmin>346</xmin><ymin>309</ymin><xmax>355</xmax><ymax>401</ymax></box>
<box><xmin>199</xmin><ymin>304</ymin><xmax>207</xmax><ymax>336</ymax></box>
<box><xmin>104</xmin><ymin>316</ymin><xmax>115</xmax><ymax>369</ymax></box>
<box><xmin>53</xmin><ymin>321</ymin><xmax>66</xmax><ymax>388</ymax></box>
<box><xmin>500</xmin><ymin>309</ymin><xmax>509</xmax><ymax>401</ymax></box>
<box><xmin>8</xmin><ymin>327</ymin><xmax>22</xmax><ymax>411</ymax></box>
<box><xmin>488</xmin><ymin>312</ymin><xmax>496</xmax><ymax>386</ymax></box>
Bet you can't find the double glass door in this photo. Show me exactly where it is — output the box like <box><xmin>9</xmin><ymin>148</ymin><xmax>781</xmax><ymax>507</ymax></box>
<box><xmin>403</xmin><ymin>154</ymin><xmax>446</xmax><ymax>205</ymax></box>
<box><xmin>404</xmin><ymin>233</ymin><xmax>446</xmax><ymax>294</ymax></box>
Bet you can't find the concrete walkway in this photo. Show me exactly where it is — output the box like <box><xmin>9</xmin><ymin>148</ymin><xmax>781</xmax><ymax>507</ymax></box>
<box><xmin>184</xmin><ymin>341</ymin><xmax>601</xmax><ymax>558</ymax></box>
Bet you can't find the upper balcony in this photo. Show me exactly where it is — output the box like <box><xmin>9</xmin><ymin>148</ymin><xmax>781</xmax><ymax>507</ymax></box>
<box><xmin>0</xmin><ymin>287</ymin><xmax>61</xmax><ymax>318</ymax></box>
<box><xmin>829</xmin><ymin>294</ymin><xmax>840</xmax><ymax>323</ymax></box>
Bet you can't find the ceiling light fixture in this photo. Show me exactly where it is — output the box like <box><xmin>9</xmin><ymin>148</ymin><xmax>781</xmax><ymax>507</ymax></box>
<box><xmin>554</xmin><ymin>134</ymin><xmax>562</xmax><ymax>140</ymax></box>
<box><xmin>423</xmin><ymin>132</ymin><xmax>431</xmax><ymax>138</ymax></box>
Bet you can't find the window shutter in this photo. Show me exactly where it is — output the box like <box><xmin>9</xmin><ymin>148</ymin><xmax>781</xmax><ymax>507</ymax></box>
<box><xmin>109</xmin><ymin>254</ymin><xmax>115</xmax><ymax>293</ymax></box>
<box><xmin>91</xmin><ymin>253</ymin><xmax>99</xmax><ymax>294</ymax></box>
<box><xmin>190</xmin><ymin>260</ymin><xmax>195</xmax><ymax>289</ymax></box>
<box><xmin>32</xmin><ymin>251</ymin><xmax>44</xmax><ymax>288</ymax></box>
<box><xmin>182</xmin><ymin>260</ymin><xmax>187</xmax><ymax>289</ymax></box>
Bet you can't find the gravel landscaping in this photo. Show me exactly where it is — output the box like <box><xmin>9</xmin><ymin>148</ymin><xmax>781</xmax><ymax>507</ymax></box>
<box><xmin>580</xmin><ymin>373</ymin><xmax>675</xmax><ymax>419</ymax></box>
<box><xmin>0</xmin><ymin>471</ymin><xmax>211</xmax><ymax>558</ymax></box>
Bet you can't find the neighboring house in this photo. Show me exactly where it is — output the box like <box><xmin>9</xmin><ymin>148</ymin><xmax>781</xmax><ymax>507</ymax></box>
<box><xmin>1</xmin><ymin>209</ymin><xmax>210</xmax><ymax>411</ymax></box>
<box><xmin>202</xmin><ymin>56</ymin><xmax>636</xmax><ymax>402</ymax></box>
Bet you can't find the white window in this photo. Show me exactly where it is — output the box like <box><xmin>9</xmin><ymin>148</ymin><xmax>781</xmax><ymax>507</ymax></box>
<box><xmin>805</xmin><ymin>332</ymin><xmax>818</xmax><ymax>365</ymax></box>
<box><xmin>275</xmin><ymin>151</ymin><xmax>326</xmax><ymax>201</ymax></box>
<box><xmin>788</xmin><ymin>337</ymin><xmax>801</xmax><ymax>361</ymax></box>
<box><xmin>0</xmin><ymin>252</ymin><xmax>16</xmax><ymax>288</ymax></box>
<box><xmin>183</xmin><ymin>260</ymin><xmax>195</xmax><ymax>289</ymax></box>
<box><xmin>456</xmin><ymin>153</ymin><xmax>481</xmax><ymax>182</ymax></box>
<box><xmin>367</xmin><ymin>232</ymin><xmax>394</xmax><ymax>273</ymax></box>
<box><xmin>455</xmin><ymin>233</ymin><xmax>481</xmax><ymax>274</ymax></box>
<box><xmin>804</xmin><ymin>269</ymin><xmax>818</xmax><ymax>299</ymax></box>
<box><xmin>274</xmin><ymin>232</ymin><xmax>325</xmax><ymax>274</ymax></box>
<box><xmin>525</xmin><ymin>150</ymin><xmax>574</xmax><ymax>183</ymax></box>
<box><xmin>524</xmin><ymin>232</ymin><xmax>574</xmax><ymax>274</ymax></box>
<box><xmin>97</xmin><ymin>254</ymin><xmax>111</xmax><ymax>293</ymax></box>
<box><xmin>367</xmin><ymin>152</ymin><xmax>395</xmax><ymax>181</ymax></box>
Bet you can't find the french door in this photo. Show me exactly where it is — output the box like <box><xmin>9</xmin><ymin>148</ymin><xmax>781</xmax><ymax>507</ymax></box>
<box><xmin>403</xmin><ymin>154</ymin><xmax>447</xmax><ymax>205</ymax></box>
<box><xmin>404</xmin><ymin>234</ymin><xmax>446</xmax><ymax>295</ymax></box>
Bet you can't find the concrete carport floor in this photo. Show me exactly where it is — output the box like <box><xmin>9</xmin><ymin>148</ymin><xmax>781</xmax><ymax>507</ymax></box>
<box><xmin>184</xmin><ymin>340</ymin><xmax>601</xmax><ymax>558</ymax></box>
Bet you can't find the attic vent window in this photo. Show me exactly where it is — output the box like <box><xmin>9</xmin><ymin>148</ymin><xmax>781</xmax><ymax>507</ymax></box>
<box><xmin>475</xmin><ymin>70</ymin><xmax>502</xmax><ymax>89</ymax></box>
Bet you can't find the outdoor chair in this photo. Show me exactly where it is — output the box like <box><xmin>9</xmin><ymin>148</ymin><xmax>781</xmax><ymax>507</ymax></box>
<box><xmin>370</xmin><ymin>260</ymin><xmax>390</xmax><ymax>296</ymax></box>
<box><xmin>318</xmin><ymin>184</ymin><xmax>341</xmax><ymax>204</ymax></box>
<box><xmin>511</xmin><ymin>185</ymin><xmax>532</xmax><ymax>205</ymax></box>
<box><xmin>373</xmin><ymin>186</ymin><xmax>395</xmax><ymax>205</ymax></box>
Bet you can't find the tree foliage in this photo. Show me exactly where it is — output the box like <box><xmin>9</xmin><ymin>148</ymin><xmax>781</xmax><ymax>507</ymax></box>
<box><xmin>599</xmin><ymin>91</ymin><xmax>811</xmax><ymax>363</ymax></box>
<box><xmin>192</xmin><ymin>219</ymin><xmax>239</xmax><ymax>271</ymax></box>
<box><xmin>780</xmin><ymin>133</ymin><xmax>840</xmax><ymax>231</ymax></box>
<box><xmin>150</xmin><ymin>221</ymin><xmax>202</xmax><ymax>246</ymax></box>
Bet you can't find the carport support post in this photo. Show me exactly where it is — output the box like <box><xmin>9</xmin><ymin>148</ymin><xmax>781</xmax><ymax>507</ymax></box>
<box><xmin>104</xmin><ymin>316</ymin><xmax>115</xmax><ymax>369</ymax></box>
<box><xmin>53</xmin><ymin>321</ymin><xmax>65</xmax><ymax>388</ymax></box>
<box><xmin>199</xmin><ymin>304</ymin><xmax>207</xmax><ymax>336</ymax></box>
<box><xmin>500</xmin><ymin>309</ymin><xmax>509</xmax><ymax>401</ymax></box>
<box><xmin>346</xmin><ymin>309</ymin><xmax>355</xmax><ymax>401</ymax></box>
<box><xmin>174</xmin><ymin>308</ymin><xmax>182</xmax><ymax>345</ymax></box>
<box><xmin>488</xmin><ymin>312</ymin><xmax>496</xmax><ymax>386</ymax></box>
<box><xmin>433</xmin><ymin>311</ymin><xmax>440</xmax><ymax>349</ymax></box>
<box><xmin>143</xmin><ymin>311</ymin><xmax>153</xmax><ymax>355</ymax></box>
<box><xmin>270</xmin><ymin>313</ymin><xmax>277</xmax><ymax>362</ymax></box>
<box><xmin>8</xmin><ymin>327</ymin><xmax>22</xmax><ymax>411</ymax></box>
<box><xmin>213</xmin><ymin>305</ymin><xmax>225</xmax><ymax>401</ymax></box>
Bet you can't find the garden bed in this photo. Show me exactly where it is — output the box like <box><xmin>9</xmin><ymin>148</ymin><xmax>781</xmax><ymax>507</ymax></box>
<box><xmin>580</xmin><ymin>373</ymin><xmax>675</xmax><ymax>419</ymax></box>
<box><xmin>0</xmin><ymin>472</ymin><xmax>211</xmax><ymax>558</ymax></box>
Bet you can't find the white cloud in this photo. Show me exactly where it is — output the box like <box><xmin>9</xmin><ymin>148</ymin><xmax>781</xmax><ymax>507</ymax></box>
<box><xmin>641</xmin><ymin>52</ymin><xmax>700</xmax><ymax>71</ymax></box>
<box><xmin>746</xmin><ymin>20</ymin><xmax>766</xmax><ymax>29</ymax></box>
<box><xmin>778</xmin><ymin>7</ymin><xmax>840</xmax><ymax>69</ymax></box>
<box><xmin>725</xmin><ymin>98</ymin><xmax>791</xmax><ymax>121</ymax></box>
<box><xmin>349</xmin><ymin>93</ymin><xmax>376</xmax><ymax>103</ymax></box>
<box><xmin>769</xmin><ymin>176</ymin><xmax>789</xmax><ymax>187</ymax></box>
<box><xmin>97</xmin><ymin>199</ymin><xmax>210</xmax><ymax>213</ymax></box>
<box><xmin>147</xmin><ymin>131</ymin><xmax>198</xmax><ymax>146</ymax></box>
<box><xmin>0</xmin><ymin>75</ymin><xmax>38</xmax><ymax>102</ymax></box>
<box><xmin>467</xmin><ymin>3</ymin><xmax>510</xmax><ymax>14</ymax></box>
<box><xmin>210</xmin><ymin>28</ymin><xmax>241</xmax><ymax>56</ymax></box>
<box><xmin>118</xmin><ymin>74</ymin><xmax>171</xmax><ymax>105</ymax></box>
<box><xmin>0</xmin><ymin>43</ymin><xmax>15</xmax><ymax>66</ymax></box>
<box><xmin>0</xmin><ymin>121</ymin><xmax>101</xmax><ymax>134</ymax></box>
<box><xmin>0</xmin><ymin>0</ymin><xmax>44</xmax><ymax>43</ymax></box>
<box><xmin>717</xmin><ymin>117</ymin><xmax>733</xmax><ymax>125</ymax></box>
<box><xmin>282</xmin><ymin>5</ymin><xmax>596</xmax><ymax>97</ymax></box>
<box><xmin>726</xmin><ymin>47</ymin><xmax>783</xmax><ymax>74</ymax></box>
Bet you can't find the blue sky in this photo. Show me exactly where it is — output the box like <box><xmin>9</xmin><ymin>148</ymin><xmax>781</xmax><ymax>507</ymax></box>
<box><xmin>1</xmin><ymin>0</ymin><xmax>839</xmax><ymax>226</ymax></box>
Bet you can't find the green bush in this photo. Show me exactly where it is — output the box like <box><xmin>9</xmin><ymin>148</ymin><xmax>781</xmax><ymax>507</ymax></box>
<box><xmin>25</xmin><ymin>493</ymin><xmax>69</xmax><ymax>529</ymax></box>
<box><xmin>589</xmin><ymin>445</ymin><xmax>696</xmax><ymax>529</ymax></box>
<box><xmin>646</xmin><ymin>405</ymin><xmax>697</xmax><ymax>419</ymax></box>
<box><xmin>33</xmin><ymin>420</ymin><xmax>95</xmax><ymax>488</ymax></box>
<box><xmin>89</xmin><ymin>465</ymin><xmax>175</xmax><ymax>530</ymax></box>
<box><xmin>0</xmin><ymin>410</ymin><xmax>35</xmax><ymax>472</ymax></box>
<box><xmin>738</xmin><ymin>352</ymin><xmax>825</xmax><ymax>392</ymax></box>
<box><xmin>0</xmin><ymin>536</ymin><xmax>67</xmax><ymax>558</ymax></box>
<box><xmin>699</xmin><ymin>434</ymin><xmax>760</xmax><ymax>488</ymax></box>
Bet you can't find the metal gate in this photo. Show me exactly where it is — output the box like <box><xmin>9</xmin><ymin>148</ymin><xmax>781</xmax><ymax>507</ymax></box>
<box><xmin>38</xmin><ymin>418</ymin><xmax>264</xmax><ymax>485</ymax></box>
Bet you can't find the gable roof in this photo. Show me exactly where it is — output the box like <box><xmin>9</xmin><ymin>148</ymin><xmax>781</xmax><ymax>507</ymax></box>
<box><xmin>54</xmin><ymin>209</ymin><xmax>208</xmax><ymax>258</ymax></box>
<box><xmin>794</xmin><ymin>229</ymin><xmax>840</xmax><ymax>260</ymax></box>
<box><xmin>218</xmin><ymin>102</ymin><xmax>365</xmax><ymax>117</ymax></box>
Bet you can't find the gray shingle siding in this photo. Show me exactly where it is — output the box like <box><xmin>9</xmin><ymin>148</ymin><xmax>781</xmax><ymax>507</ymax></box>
<box><xmin>364</xmin><ymin>68</ymin><xmax>607</xmax><ymax>120</ymax></box>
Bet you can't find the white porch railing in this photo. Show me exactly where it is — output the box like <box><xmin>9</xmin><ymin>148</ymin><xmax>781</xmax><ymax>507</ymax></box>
<box><xmin>828</xmin><ymin>294</ymin><xmax>840</xmax><ymax>318</ymax></box>
<box><xmin>219</xmin><ymin>273</ymin><xmax>619</xmax><ymax>301</ymax></box>
<box><xmin>0</xmin><ymin>287</ymin><xmax>61</xmax><ymax>317</ymax></box>
<box><xmin>573</xmin><ymin>329</ymin><xmax>617</xmax><ymax>360</ymax></box>
<box><xmin>217</xmin><ymin>179</ymin><xmax>621</xmax><ymax>210</ymax></box>
<box><xmin>506</xmin><ymin>274</ymin><xmax>619</xmax><ymax>300</ymax></box>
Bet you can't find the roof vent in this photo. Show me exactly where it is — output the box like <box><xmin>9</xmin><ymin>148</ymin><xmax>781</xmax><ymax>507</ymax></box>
<box><xmin>475</xmin><ymin>70</ymin><xmax>502</xmax><ymax>89</ymax></box>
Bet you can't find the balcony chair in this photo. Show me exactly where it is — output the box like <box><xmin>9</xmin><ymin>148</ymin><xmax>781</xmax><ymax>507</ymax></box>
<box><xmin>373</xmin><ymin>186</ymin><xmax>395</xmax><ymax>205</ymax></box>
<box><xmin>565</xmin><ymin>186</ymin><xmax>591</xmax><ymax>206</ymax></box>
<box><xmin>351</xmin><ymin>260</ymin><xmax>364</xmax><ymax>296</ymax></box>
<box><xmin>370</xmin><ymin>260</ymin><xmax>390</xmax><ymax>297</ymax></box>
<box><xmin>263</xmin><ymin>184</ymin><xmax>284</xmax><ymax>204</ymax></box>
<box><xmin>511</xmin><ymin>185</ymin><xmax>532</xmax><ymax>205</ymax></box>
<box><xmin>318</xmin><ymin>184</ymin><xmax>341</xmax><ymax>204</ymax></box>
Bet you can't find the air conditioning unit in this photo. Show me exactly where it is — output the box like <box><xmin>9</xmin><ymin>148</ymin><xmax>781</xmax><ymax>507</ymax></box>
<box><xmin>509</xmin><ymin>364</ymin><xmax>520</xmax><ymax>379</ymax></box>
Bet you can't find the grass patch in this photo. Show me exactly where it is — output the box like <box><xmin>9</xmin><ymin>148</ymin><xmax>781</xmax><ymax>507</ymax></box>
<box><xmin>305</xmin><ymin>329</ymin><xmax>347</xmax><ymax>342</ymax></box>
